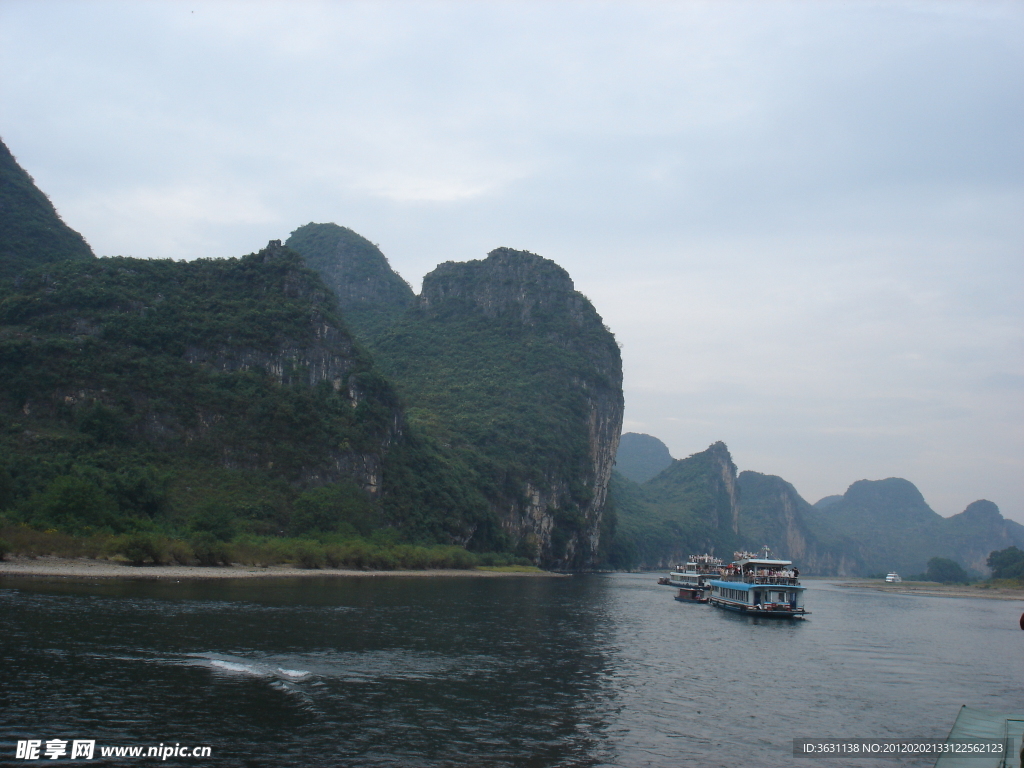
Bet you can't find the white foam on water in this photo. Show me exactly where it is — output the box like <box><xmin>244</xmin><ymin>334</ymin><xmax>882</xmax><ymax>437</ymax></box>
<box><xmin>277</xmin><ymin>667</ymin><xmax>309</xmax><ymax>678</ymax></box>
<box><xmin>210</xmin><ymin>659</ymin><xmax>265</xmax><ymax>676</ymax></box>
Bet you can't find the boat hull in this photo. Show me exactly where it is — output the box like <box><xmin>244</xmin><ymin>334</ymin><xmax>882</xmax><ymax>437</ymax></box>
<box><xmin>710</xmin><ymin>599</ymin><xmax>808</xmax><ymax>619</ymax></box>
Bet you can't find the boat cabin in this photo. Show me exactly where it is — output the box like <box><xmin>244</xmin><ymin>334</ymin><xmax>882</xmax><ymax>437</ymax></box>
<box><xmin>707</xmin><ymin>547</ymin><xmax>808</xmax><ymax>617</ymax></box>
<box><xmin>667</xmin><ymin>554</ymin><xmax>723</xmax><ymax>589</ymax></box>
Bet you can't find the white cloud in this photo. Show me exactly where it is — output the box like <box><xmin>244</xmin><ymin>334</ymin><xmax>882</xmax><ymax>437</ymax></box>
<box><xmin>1</xmin><ymin>0</ymin><xmax>1021</xmax><ymax>520</ymax></box>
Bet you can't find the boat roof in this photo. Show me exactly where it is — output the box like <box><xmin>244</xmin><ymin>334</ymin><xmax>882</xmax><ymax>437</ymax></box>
<box><xmin>935</xmin><ymin>706</ymin><xmax>1024</xmax><ymax>768</ymax></box>
<box><xmin>710</xmin><ymin>579</ymin><xmax>805</xmax><ymax>591</ymax></box>
<box><xmin>735</xmin><ymin>557</ymin><xmax>793</xmax><ymax>567</ymax></box>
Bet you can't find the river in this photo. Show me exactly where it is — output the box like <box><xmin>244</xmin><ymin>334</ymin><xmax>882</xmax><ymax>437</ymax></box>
<box><xmin>1</xmin><ymin>573</ymin><xmax>1020</xmax><ymax>767</ymax></box>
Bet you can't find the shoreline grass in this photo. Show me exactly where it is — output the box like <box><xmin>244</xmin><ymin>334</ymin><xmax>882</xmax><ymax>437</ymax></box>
<box><xmin>0</xmin><ymin>524</ymin><xmax>532</xmax><ymax>572</ymax></box>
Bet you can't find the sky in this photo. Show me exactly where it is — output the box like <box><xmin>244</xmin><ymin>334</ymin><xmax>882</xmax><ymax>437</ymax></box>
<box><xmin>1</xmin><ymin>0</ymin><xmax>1021</xmax><ymax>522</ymax></box>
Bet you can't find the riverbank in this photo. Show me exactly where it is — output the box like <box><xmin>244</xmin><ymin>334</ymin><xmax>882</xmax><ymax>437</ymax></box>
<box><xmin>0</xmin><ymin>556</ymin><xmax>561</xmax><ymax>580</ymax></box>
<box><xmin>835</xmin><ymin>579</ymin><xmax>1024</xmax><ymax>601</ymax></box>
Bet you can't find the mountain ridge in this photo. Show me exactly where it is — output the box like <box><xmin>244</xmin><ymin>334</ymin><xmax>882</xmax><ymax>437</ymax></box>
<box><xmin>611</xmin><ymin>436</ymin><xmax>1022</xmax><ymax>575</ymax></box>
<box><xmin>0</xmin><ymin>137</ymin><xmax>94</xmax><ymax>278</ymax></box>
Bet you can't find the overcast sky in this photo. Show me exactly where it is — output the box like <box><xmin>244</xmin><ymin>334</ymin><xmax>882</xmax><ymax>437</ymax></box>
<box><xmin>2</xmin><ymin>0</ymin><xmax>1021</xmax><ymax>522</ymax></box>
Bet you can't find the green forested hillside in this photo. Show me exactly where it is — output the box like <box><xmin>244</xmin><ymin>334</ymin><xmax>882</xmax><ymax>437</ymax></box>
<box><xmin>607</xmin><ymin>442</ymin><xmax>743</xmax><ymax>569</ymax></box>
<box><xmin>0</xmin><ymin>243</ymin><xmax>494</xmax><ymax>548</ymax></box>
<box><xmin>607</xmin><ymin>435</ymin><xmax>1022</xmax><ymax>576</ymax></box>
<box><xmin>0</xmin><ymin>138</ymin><xmax>94</xmax><ymax>277</ymax></box>
<box><xmin>368</xmin><ymin>248</ymin><xmax>624</xmax><ymax>569</ymax></box>
<box><xmin>285</xmin><ymin>223</ymin><xmax>414</xmax><ymax>341</ymax></box>
<box><xmin>0</xmin><ymin>149</ymin><xmax>623</xmax><ymax>569</ymax></box>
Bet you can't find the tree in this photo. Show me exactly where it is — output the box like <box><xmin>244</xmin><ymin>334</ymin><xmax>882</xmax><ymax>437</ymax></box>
<box><xmin>986</xmin><ymin>546</ymin><xmax>1024</xmax><ymax>580</ymax></box>
<box><xmin>925</xmin><ymin>557</ymin><xmax>968</xmax><ymax>584</ymax></box>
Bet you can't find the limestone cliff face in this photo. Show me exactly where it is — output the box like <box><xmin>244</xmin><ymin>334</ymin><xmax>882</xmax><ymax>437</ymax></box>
<box><xmin>736</xmin><ymin>471</ymin><xmax>864</xmax><ymax>576</ymax></box>
<box><xmin>175</xmin><ymin>243</ymin><xmax>404</xmax><ymax>494</ymax></box>
<box><xmin>11</xmin><ymin>241</ymin><xmax>404</xmax><ymax>498</ymax></box>
<box><xmin>706</xmin><ymin>442</ymin><xmax>741</xmax><ymax>537</ymax></box>
<box><xmin>944</xmin><ymin>500</ymin><xmax>1024</xmax><ymax>574</ymax></box>
<box><xmin>384</xmin><ymin>247</ymin><xmax>624</xmax><ymax>569</ymax></box>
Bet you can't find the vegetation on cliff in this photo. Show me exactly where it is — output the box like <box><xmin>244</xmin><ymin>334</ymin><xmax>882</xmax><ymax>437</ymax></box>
<box><xmin>607</xmin><ymin>443</ymin><xmax>742</xmax><ymax>569</ymax></box>
<box><xmin>607</xmin><ymin>437</ymin><xmax>1022</xmax><ymax>577</ymax></box>
<box><xmin>0</xmin><ymin>138</ymin><xmax>94</xmax><ymax>278</ymax></box>
<box><xmin>0</xmin><ymin>242</ymin><xmax>499</xmax><ymax>553</ymax></box>
<box><xmin>368</xmin><ymin>248</ymin><xmax>624</xmax><ymax>569</ymax></box>
<box><xmin>288</xmin><ymin>230</ymin><xmax>626</xmax><ymax>569</ymax></box>
<box><xmin>614</xmin><ymin>432</ymin><xmax>673</xmax><ymax>484</ymax></box>
<box><xmin>0</xmin><ymin>150</ymin><xmax>621</xmax><ymax>569</ymax></box>
<box><xmin>285</xmin><ymin>223</ymin><xmax>414</xmax><ymax>342</ymax></box>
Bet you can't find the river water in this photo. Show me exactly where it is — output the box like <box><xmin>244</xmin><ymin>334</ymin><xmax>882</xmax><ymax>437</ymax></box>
<box><xmin>1</xmin><ymin>573</ymin><xmax>1021</xmax><ymax>767</ymax></box>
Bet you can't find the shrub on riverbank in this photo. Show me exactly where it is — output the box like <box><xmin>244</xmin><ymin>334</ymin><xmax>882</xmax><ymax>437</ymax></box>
<box><xmin>0</xmin><ymin>524</ymin><xmax>532</xmax><ymax>571</ymax></box>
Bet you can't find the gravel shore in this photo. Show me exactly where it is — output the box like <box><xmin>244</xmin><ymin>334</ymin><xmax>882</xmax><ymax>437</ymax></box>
<box><xmin>835</xmin><ymin>579</ymin><xmax>1024</xmax><ymax>601</ymax></box>
<box><xmin>0</xmin><ymin>556</ymin><xmax>560</xmax><ymax>580</ymax></box>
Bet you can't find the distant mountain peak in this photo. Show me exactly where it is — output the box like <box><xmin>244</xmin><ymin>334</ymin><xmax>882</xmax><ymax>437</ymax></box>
<box><xmin>614</xmin><ymin>432</ymin><xmax>672</xmax><ymax>484</ymax></box>
<box><xmin>843</xmin><ymin>477</ymin><xmax>928</xmax><ymax>509</ymax></box>
<box><xmin>960</xmin><ymin>499</ymin><xmax>1001</xmax><ymax>521</ymax></box>
<box><xmin>285</xmin><ymin>222</ymin><xmax>414</xmax><ymax>342</ymax></box>
<box><xmin>0</xmin><ymin>137</ymin><xmax>94</xmax><ymax>278</ymax></box>
<box><xmin>420</xmin><ymin>247</ymin><xmax>588</xmax><ymax>325</ymax></box>
<box><xmin>814</xmin><ymin>495</ymin><xmax>843</xmax><ymax>510</ymax></box>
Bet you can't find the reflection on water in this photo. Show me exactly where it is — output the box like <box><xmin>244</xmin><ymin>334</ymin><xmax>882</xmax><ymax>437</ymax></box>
<box><xmin>1</xmin><ymin>573</ymin><xmax>1021</xmax><ymax>767</ymax></box>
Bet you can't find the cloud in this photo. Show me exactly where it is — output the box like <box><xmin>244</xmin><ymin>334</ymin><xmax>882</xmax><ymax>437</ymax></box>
<box><xmin>1</xmin><ymin>0</ymin><xmax>1021</xmax><ymax>520</ymax></box>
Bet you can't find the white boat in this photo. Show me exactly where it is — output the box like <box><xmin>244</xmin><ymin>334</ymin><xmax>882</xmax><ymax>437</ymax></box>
<box><xmin>658</xmin><ymin>554</ymin><xmax>722</xmax><ymax>602</ymax></box>
<box><xmin>707</xmin><ymin>546</ymin><xmax>809</xmax><ymax>618</ymax></box>
<box><xmin>885</xmin><ymin>572</ymin><xmax>902</xmax><ymax>583</ymax></box>
<box><xmin>660</xmin><ymin>554</ymin><xmax>722</xmax><ymax>588</ymax></box>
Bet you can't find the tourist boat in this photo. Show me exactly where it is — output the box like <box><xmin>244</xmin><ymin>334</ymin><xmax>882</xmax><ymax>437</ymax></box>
<box><xmin>663</xmin><ymin>554</ymin><xmax>723</xmax><ymax>589</ymax></box>
<box><xmin>885</xmin><ymin>572</ymin><xmax>902</xmax><ymax>583</ymax></box>
<box><xmin>707</xmin><ymin>546</ymin><xmax>809</xmax><ymax>618</ymax></box>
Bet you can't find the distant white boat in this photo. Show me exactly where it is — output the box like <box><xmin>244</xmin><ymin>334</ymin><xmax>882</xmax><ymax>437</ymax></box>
<box><xmin>885</xmin><ymin>572</ymin><xmax>902</xmax><ymax>583</ymax></box>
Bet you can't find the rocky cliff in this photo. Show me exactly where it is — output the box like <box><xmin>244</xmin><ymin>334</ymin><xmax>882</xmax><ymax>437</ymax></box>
<box><xmin>0</xmin><ymin>240</ymin><xmax>436</xmax><ymax>535</ymax></box>
<box><xmin>736</xmin><ymin>471</ymin><xmax>864</xmax><ymax>576</ymax></box>
<box><xmin>372</xmin><ymin>247</ymin><xmax>624</xmax><ymax>569</ymax></box>
<box><xmin>610</xmin><ymin>442</ymin><xmax>742</xmax><ymax>569</ymax></box>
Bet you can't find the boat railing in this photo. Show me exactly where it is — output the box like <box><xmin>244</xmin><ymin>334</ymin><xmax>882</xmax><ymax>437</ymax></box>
<box><xmin>717</xmin><ymin>575</ymin><xmax>800</xmax><ymax>585</ymax></box>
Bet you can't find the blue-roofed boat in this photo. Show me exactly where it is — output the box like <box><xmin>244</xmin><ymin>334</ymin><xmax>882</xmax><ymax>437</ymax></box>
<box><xmin>708</xmin><ymin>546</ymin><xmax>809</xmax><ymax>619</ymax></box>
